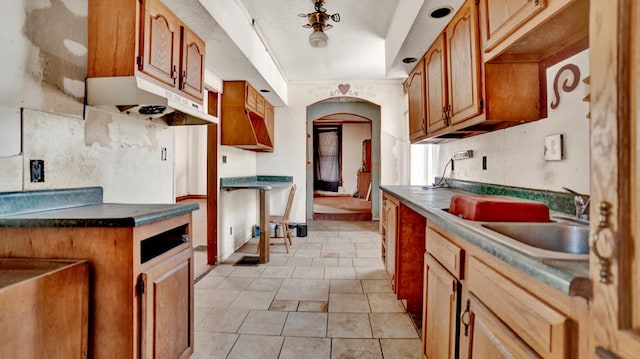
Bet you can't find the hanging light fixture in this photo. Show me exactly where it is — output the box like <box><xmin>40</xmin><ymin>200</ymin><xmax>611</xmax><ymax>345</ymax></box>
<box><xmin>298</xmin><ymin>0</ymin><xmax>340</xmax><ymax>48</ymax></box>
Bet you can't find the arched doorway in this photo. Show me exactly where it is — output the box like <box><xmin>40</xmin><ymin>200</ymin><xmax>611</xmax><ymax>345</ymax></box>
<box><xmin>306</xmin><ymin>97</ymin><xmax>381</xmax><ymax>221</ymax></box>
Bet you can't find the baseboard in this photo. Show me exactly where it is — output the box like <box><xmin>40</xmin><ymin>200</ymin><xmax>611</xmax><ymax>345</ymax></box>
<box><xmin>176</xmin><ymin>194</ymin><xmax>207</xmax><ymax>202</ymax></box>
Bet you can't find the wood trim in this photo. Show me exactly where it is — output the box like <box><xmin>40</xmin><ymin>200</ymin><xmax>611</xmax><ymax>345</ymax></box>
<box><xmin>206</xmin><ymin>123</ymin><xmax>218</xmax><ymax>265</ymax></box>
<box><xmin>176</xmin><ymin>195</ymin><xmax>207</xmax><ymax>202</ymax></box>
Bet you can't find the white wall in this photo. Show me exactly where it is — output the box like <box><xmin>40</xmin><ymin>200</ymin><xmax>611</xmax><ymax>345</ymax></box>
<box><xmin>174</xmin><ymin>126</ymin><xmax>208</xmax><ymax>197</ymax></box>
<box><xmin>341</xmin><ymin>123</ymin><xmax>371</xmax><ymax>195</ymax></box>
<box><xmin>425</xmin><ymin>50</ymin><xmax>590</xmax><ymax>193</ymax></box>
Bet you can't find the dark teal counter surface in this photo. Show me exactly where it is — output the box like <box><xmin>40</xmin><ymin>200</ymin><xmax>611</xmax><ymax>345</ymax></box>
<box><xmin>380</xmin><ymin>184</ymin><xmax>589</xmax><ymax>298</ymax></box>
<box><xmin>0</xmin><ymin>187</ymin><xmax>198</xmax><ymax>228</ymax></box>
<box><xmin>221</xmin><ymin>176</ymin><xmax>293</xmax><ymax>190</ymax></box>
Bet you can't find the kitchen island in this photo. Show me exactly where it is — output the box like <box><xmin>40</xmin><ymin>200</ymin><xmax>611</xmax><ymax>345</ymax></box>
<box><xmin>0</xmin><ymin>187</ymin><xmax>198</xmax><ymax>359</ymax></box>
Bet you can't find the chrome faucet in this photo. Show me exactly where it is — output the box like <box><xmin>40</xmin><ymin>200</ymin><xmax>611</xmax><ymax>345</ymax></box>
<box><xmin>562</xmin><ymin>187</ymin><xmax>590</xmax><ymax>221</ymax></box>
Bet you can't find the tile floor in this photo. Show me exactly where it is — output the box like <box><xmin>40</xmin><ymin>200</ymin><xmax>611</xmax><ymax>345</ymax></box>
<box><xmin>192</xmin><ymin>220</ymin><xmax>422</xmax><ymax>359</ymax></box>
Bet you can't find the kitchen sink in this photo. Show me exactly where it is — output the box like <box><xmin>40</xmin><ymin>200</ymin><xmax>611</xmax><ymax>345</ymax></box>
<box><xmin>481</xmin><ymin>222</ymin><xmax>590</xmax><ymax>258</ymax></box>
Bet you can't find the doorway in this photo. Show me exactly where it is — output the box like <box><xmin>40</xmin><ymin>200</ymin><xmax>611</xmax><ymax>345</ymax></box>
<box><xmin>306</xmin><ymin>98</ymin><xmax>380</xmax><ymax>221</ymax></box>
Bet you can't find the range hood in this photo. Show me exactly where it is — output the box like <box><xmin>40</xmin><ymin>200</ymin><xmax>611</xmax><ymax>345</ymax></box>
<box><xmin>86</xmin><ymin>76</ymin><xmax>218</xmax><ymax>126</ymax></box>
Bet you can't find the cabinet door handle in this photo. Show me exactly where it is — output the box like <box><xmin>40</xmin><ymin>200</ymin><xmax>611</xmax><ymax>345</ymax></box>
<box><xmin>592</xmin><ymin>201</ymin><xmax>611</xmax><ymax>283</ymax></box>
<box><xmin>172</xmin><ymin>65</ymin><xmax>177</xmax><ymax>86</ymax></box>
<box><xmin>460</xmin><ymin>299</ymin><xmax>471</xmax><ymax>336</ymax></box>
<box><xmin>181</xmin><ymin>70</ymin><xmax>187</xmax><ymax>89</ymax></box>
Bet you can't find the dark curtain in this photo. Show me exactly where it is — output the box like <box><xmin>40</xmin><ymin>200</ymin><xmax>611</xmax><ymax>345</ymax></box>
<box><xmin>314</xmin><ymin>125</ymin><xmax>342</xmax><ymax>192</ymax></box>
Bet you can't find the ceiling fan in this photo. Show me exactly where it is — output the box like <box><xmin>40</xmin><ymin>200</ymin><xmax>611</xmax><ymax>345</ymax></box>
<box><xmin>298</xmin><ymin>0</ymin><xmax>341</xmax><ymax>48</ymax></box>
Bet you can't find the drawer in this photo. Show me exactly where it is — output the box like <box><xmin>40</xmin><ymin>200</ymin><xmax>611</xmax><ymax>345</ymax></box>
<box><xmin>426</xmin><ymin>225</ymin><xmax>464</xmax><ymax>279</ymax></box>
<box><xmin>468</xmin><ymin>256</ymin><xmax>570</xmax><ymax>359</ymax></box>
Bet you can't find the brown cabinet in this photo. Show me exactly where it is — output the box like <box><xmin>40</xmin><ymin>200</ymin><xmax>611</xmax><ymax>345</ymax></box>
<box><xmin>0</xmin><ymin>214</ymin><xmax>195</xmax><ymax>359</ymax></box>
<box><xmin>424</xmin><ymin>36</ymin><xmax>448</xmax><ymax>135</ymax></box>
<box><xmin>478</xmin><ymin>0</ymin><xmax>546</xmax><ymax>54</ymax></box>
<box><xmin>0</xmin><ymin>259</ymin><xmax>89</xmax><ymax>359</ymax></box>
<box><xmin>406</xmin><ymin>59</ymin><xmax>427</xmax><ymax>142</ymax></box>
<box><xmin>89</xmin><ymin>0</ymin><xmax>206</xmax><ymax>102</ymax></box>
<box><xmin>381</xmin><ymin>193</ymin><xmax>399</xmax><ymax>286</ymax></box>
<box><xmin>221</xmin><ymin>81</ymin><xmax>275</xmax><ymax>152</ymax></box>
<box><xmin>357</xmin><ymin>171</ymin><xmax>371</xmax><ymax>200</ymax></box>
<box><xmin>589</xmin><ymin>1</ymin><xmax>640</xmax><ymax>357</ymax></box>
<box><xmin>422</xmin><ymin>254</ymin><xmax>460</xmax><ymax>359</ymax></box>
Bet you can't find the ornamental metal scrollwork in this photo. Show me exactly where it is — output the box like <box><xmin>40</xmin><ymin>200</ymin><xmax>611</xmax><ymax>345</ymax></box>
<box><xmin>550</xmin><ymin>64</ymin><xmax>581</xmax><ymax>109</ymax></box>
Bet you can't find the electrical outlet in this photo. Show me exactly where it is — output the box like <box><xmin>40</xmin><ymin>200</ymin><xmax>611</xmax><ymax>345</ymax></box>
<box><xmin>452</xmin><ymin>150</ymin><xmax>473</xmax><ymax>160</ymax></box>
<box><xmin>222</xmin><ymin>155</ymin><xmax>227</xmax><ymax>164</ymax></box>
<box><xmin>544</xmin><ymin>134</ymin><xmax>564</xmax><ymax>161</ymax></box>
<box><xmin>30</xmin><ymin>160</ymin><xmax>45</xmax><ymax>183</ymax></box>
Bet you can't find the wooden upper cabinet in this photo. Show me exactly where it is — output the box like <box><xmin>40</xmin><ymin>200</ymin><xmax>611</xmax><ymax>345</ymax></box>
<box><xmin>446</xmin><ymin>0</ymin><xmax>482</xmax><ymax>126</ymax></box>
<box><xmin>179</xmin><ymin>26</ymin><xmax>205</xmax><ymax>101</ymax></box>
<box><xmin>424</xmin><ymin>35</ymin><xmax>448</xmax><ymax>134</ymax></box>
<box><xmin>406</xmin><ymin>59</ymin><xmax>427</xmax><ymax>143</ymax></box>
<box><xmin>589</xmin><ymin>0</ymin><xmax>640</xmax><ymax>358</ymax></box>
<box><xmin>140</xmin><ymin>0</ymin><xmax>180</xmax><ymax>88</ymax></box>
<box><xmin>88</xmin><ymin>0</ymin><xmax>206</xmax><ymax>103</ymax></box>
<box><xmin>221</xmin><ymin>81</ymin><xmax>274</xmax><ymax>152</ymax></box>
<box><xmin>479</xmin><ymin>0</ymin><xmax>546</xmax><ymax>53</ymax></box>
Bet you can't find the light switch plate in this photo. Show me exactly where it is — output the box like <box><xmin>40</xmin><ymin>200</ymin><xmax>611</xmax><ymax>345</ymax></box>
<box><xmin>544</xmin><ymin>134</ymin><xmax>564</xmax><ymax>161</ymax></box>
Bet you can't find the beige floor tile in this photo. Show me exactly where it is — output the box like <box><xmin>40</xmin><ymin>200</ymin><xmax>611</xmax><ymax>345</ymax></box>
<box><xmin>321</xmin><ymin>252</ymin><xmax>340</xmax><ymax>258</ymax></box>
<box><xmin>191</xmin><ymin>331</ymin><xmax>238</xmax><ymax>359</ymax></box>
<box><xmin>229</xmin><ymin>266</ymin><xmax>266</xmax><ymax>278</ymax></box>
<box><xmin>282</xmin><ymin>312</ymin><xmax>328</xmax><ymax>337</ymax></box>
<box><xmin>324</xmin><ymin>267</ymin><xmax>357</xmax><ymax>280</ymax></box>
<box><xmin>330</xmin><ymin>279</ymin><xmax>363</xmax><ymax>294</ymax></box>
<box><xmin>229</xmin><ymin>290</ymin><xmax>276</xmax><ymax>310</ymax></box>
<box><xmin>298</xmin><ymin>242</ymin><xmax>323</xmax><ymax>250</ymax></box>
<box><xmin>276</xmin><ymin>286</ymin><xmax>329</xmax><ymax>301</ymax></box>
<box><xmin>281</xmin><ymin>278</ymin><xmax>331</xmax><ymax>289</ymax></box>
<box><xmin>292</xmin><ymin>266</ymin><xmax>325</xmax><ymax>279</ymax></box>
<box><xmin>338</xmin><ymin>258</ymin><xmax>353</xmax><ymax>267</ymax></box>
<box><xmin>206</xmin><ymin>264</ymin><xmax>235</xmax><ymax>277</ymax></box>
<box><xmin>227</xmin><ymin>334</ymin><xmax>284</xmax><ymax>359</ymax></box>
<box><xmin>237</xmin><ymin>310</ymin><xmax>288</xmax><ymax>335</ymax></box>
<box><xmin>370</xmin><ymin>313</ymin><xmax>419</xmax><ymax>338</ymax></box>
<box><xmin>194</xmin><ymin>306</ymin><xmax>211</xmax><ymax>328</ymax></box>
<box><xmin>331</xmin><ymin>338</ymin><xmax>382</xmax><ymax>359</ymax></box>
<box><xmin>327</xmin><ymin>313</ymin><xmax>372</xmax><ymax>338</ymax></box>
<box><xmin>361</xmin><ymin>279</ymin><xmax>393</xmax><ymax>294</ymax></box>
<box><xmin>355</xmin><ymin>267</ymin><xmax>389</xmax><ymax>280</ymax></box>
<box><xmin>352</xmin><ymin>257</ymin><xmax>384</xmax><ymax>268</ymax></box>
<box><xmin>357</xmin><ymin>249</ymin><xmax>383</xmax><ymax>258</ymax></box>
<box><xmin>195</xmin><ymin>289</ymin><xmax>240</xmax><ymax>308</ymax></box>
<box><xmin>261</xmin><ymin>265</ymin><xmax>295</xmax><ymax>278</ymax></box>
<box><xmin>215</xmin><ymin>276</ymin><xmax>254</xmax><ymax>291</ymax></box>
<box><xmin>295</xmin><ymin>249</ymin><xmax>322</xmax><ymax>257</ymax></box>
<box><xmin>246</xmin><ymin>277</ymin><xmax>283</xmax><ymax>292</ymax></box>
<box><xmin>329</xmin><ymin>293</ymin><xmax>371</xmax><ymax>313</ymax></box>
<box><xmin>312</xmin><ymin>257</ymin><xmax>339</xmax><ymax>266</ymax></box>
<box><xmin>270</xmin><ymin>300</ymin><xmax>299</xmax><ymax>311</ymax></box>
<box><xmin>196</xmin><ymin>307</ymin><xmax>249</xmax><ymax>333</ymax></box>
<box><xmin>286</xmin><ymin>257</ymin><xmax>314</xmax><ymax>266</ymax></box>
<box><xmin>280</xmin><ymin>337</ymin><xmax>331</xmax><ymax>359</ymax></box>
<box><xmin>367</xmin><ymin>294</ymin><xmax>406</xmax><ymax>313</ymax></box>
<box><xmin>263</xmin><ymin>256</ymin><xmax>289</xmax><ymax>266</ymax></box>
<box><xmin>298</xmin><ymin>301</ymin><xmax>329</xmax><ymax>312</ymax></box>
<box><xmin>379</xmin><ymin>338</ymin><xmax>422</xmax><ymax>359</ymax></box>
<box><xmin>194</xmin><ymin>274</ymin><xmax>225</xmax><ymax>289</ymax></box>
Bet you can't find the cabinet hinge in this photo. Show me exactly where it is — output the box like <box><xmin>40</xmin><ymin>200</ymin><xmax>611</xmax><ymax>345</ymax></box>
<box><xmin>479</xmin><ymin>99</ymin><xmax>484</xmax><ymax>109</ymax></box>
<box><xmin>136</xmin><ymin>56</ymin><xmax>143</xmax><ymax>66</ymax></box>
<box><xmin>136</xmin><ymin>276</ymin><xmax>145</xmax><ymax>295</ymax></box>
<box><xmin>475</xmin><ymin>0</ymin><xmax>479</xmax><ymax>5</ymax></box>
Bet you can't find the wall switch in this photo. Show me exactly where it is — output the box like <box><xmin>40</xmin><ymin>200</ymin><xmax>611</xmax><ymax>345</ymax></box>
<box><xmin>30</xmin><ymin>160</ymin><xmax>44</xmax><ymax>183</ymax></box>
<box><xmin>482</xmin><ymin>156</ymin><xmax>487</xmax><ymax>170</ymax></box>
<box><xmin>161</xmin><ymin>147</ymin><xmax>167</xmax><ymax>161</ymax></box>
<box><xmin>544</xmin><ymin>134</ymin><xmax>564</xmax><ymax>161</ymax></box>
<box><xmin>230</xmin><ymin>227</ymin><xmax>233</xmax><ymax>235</ymax></box>
<box><xmin>222</xmin><ymin>155</ymin><xmax>227</xmax><ymax>163</ymax></box>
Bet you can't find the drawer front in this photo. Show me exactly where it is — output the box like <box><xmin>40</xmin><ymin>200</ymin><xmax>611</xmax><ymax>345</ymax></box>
<box><xmin>468</xmin><ymin>256</ymin><xmax>569</xmax><ymax>359</ymax></box>
<box><xmin>426</xmin><ymin>226</ymin><xmax>464</xmax><ymax>279</ymax></box>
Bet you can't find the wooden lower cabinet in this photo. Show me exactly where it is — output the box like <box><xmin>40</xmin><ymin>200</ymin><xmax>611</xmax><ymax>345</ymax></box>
<box><xmin>381</xmin><ymin>193</ymin><xmax>398</xmax><ymax>286</ymax></box>
<box><xmin>0</xmin><ymin>213</ymin><xmax>195</xmax><ymax>359</ymax></box>
<box><xmin>140</xmin><ymin>247</ymin><xmax>193</xmax><ymax>359</ymax></box>
<box><xmin>422</xmin><ymin>254</ymin><xmax>461</xmax><ymax>359</ymax></box>
<box><xmin>461</xmin><ymin>294</ymin><xmax>541</xmax><ymax>358</ymax></box>
<box><xmin>422</xmin><ymin>223</ymin><xmax>587</xmax><ymax>359</ymax></box>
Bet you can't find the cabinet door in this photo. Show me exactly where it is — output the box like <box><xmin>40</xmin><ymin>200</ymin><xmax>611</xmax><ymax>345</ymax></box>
<box><xmin>140</xmin><ymin>0</ymin><xmax>180</xmax><ymax>88</ymax></box>
<box><xmin>461</xmin><ymin>294</ymin><xmax>541</xmax><ymax>359</ymax></box>
<box><xmin>478</xmin><ymin>0</ymin><xmax>546</xmax><ymax>53</ymax></box>
<box><xmin>590</xmin><ymin>1</ymin><xmax>640</xmax><ymax>357</ymax></box>
<box><xmin>422</xmin><ymin>254</ymin><xmax>460</xmax><ymax>359</ymax></box>
<box><xmin>424</xmin><ymin>35</ymin><xmax>448</xmax><ymax>134</ymax></box>
<box><xmin>245</xmin><ymin>83</ymin><xmax>259</xmax><ymax>113</ymax></box>
<box><xmin>179</xmin><ymin>26</ymin><xmax>205</xmax><ymax>101</ymax></box>
<box><xmin>407</xmin><ymin>59</ymin><xmax>427</xmax><ymax>142</ymax></box>
<box><xmin>386</xmin><ymin>199</ymin><xmax>397</xmax><ymax>284</ymax></box>
<box><xmin>140</xmin><ymin>247</ymin><xmax>194</xmax><ymax>359</ymax></box>
<box><xmin>446</xmin><ymin>0</ymin><xmax>482</xmax><ymax>125</ymax></box>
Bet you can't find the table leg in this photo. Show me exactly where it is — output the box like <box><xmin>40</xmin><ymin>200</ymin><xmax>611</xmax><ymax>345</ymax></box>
<box><xmin>259</xmin><ymin>189</ymin><xmax>270</xmax><ymax>263</ymax></box>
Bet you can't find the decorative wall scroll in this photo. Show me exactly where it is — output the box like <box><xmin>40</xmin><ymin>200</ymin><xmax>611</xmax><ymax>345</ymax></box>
<box><xmin>550</xmin><ymin>64</ymin><xmax>581</xmax><ymax>109</ymax></box>
<box><xmin>330</xmin><ymin>83</ymin><xmax>359</xmax><ymax>97</ymax></box>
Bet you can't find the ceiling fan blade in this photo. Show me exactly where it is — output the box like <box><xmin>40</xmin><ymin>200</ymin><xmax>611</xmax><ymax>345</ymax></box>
<box><xmin>324</xmin><ymin>24</ymin><xmax>333</xmax><ymax>31</ymax></box>
<box><xmin>297</xmin><ymin>13</ymin><xmax>308</xmax><ymax>18</ymax></box>
<box><xmin>303</xmin><ymin>24</ymin><xmax>312</xmax><ymax>28</ymax></box>
<box><xmin>330</xmin><ymin>13</ymin><xmax>340</xmax><ymax>22</ymax></box>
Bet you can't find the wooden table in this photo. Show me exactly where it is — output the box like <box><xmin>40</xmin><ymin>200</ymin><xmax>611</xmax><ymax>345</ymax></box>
<box><xmin>221</xmin><ymin>176</ymin><xmax>293</xmax><ymax>263</ymax></box>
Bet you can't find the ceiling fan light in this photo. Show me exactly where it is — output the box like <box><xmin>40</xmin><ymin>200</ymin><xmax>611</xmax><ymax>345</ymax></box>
<box><xmin>309</xmin><ymin>29</ymin><xmax>328</xmax><ymax>47</ymax></box>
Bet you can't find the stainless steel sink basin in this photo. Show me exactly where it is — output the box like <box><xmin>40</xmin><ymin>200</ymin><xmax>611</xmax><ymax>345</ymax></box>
<box><xmin>481</xmin><ymin>222</ymin><xmax>589</xmax><ymax>258</ymax></box>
